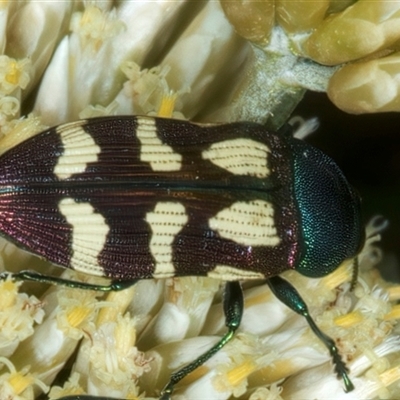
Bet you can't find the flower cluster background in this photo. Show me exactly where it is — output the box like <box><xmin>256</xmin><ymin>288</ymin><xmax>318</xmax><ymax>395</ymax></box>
<box><xmin>0</xmin><ymin>1</ymin><xmax>398</xmax><ymax>400</ymax></box>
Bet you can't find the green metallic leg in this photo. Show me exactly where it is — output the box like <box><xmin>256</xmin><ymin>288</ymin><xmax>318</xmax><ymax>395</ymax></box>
<box><xmin>0</xmin><ymin>270</ymin><xmax>137</xmax><ymax>291</ymax></box>
<box><xmin>159</xmin><ymin>281</ymin><xmax>244</xmax><ymax>400</ymax></box>
<box><xmin>267</xmin><ymin>275</ymin><xmax>354</xmax><ymax>392</ymax></box>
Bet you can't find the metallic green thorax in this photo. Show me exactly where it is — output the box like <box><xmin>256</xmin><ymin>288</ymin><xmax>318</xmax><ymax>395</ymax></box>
<box><xmin>289</xmin><ymin>136</ymin><xmax>363</xmax><ymax>277</ymax></box>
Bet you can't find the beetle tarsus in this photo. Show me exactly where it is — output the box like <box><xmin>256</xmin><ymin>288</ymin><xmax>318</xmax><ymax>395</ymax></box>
<box><xmin>267</xmin><ymin>275</ymin><xmax>354</xmax><ymax>392</ymax></box>
<box><xmin>349</xmin><ymin>257</ymin><xmax>359</xmax><ymax>291</ymax></box>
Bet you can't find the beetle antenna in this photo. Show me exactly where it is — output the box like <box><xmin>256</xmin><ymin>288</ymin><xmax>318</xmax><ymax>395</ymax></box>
<box><xmin>349</xmin><ymin>257</ymin><xmax>359</xmax><ymax>291</ymax></box>
<box><xmin>366</xmin><ymin>215</ymin><xmax>389</xmax><ymax>240</ymax></box>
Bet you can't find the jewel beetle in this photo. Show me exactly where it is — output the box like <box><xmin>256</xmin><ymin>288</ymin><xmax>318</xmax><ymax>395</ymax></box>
<box><xmin>0</xmin><ymin>116</ymin><xmax>363</xmax><ymax>398</ymax></box>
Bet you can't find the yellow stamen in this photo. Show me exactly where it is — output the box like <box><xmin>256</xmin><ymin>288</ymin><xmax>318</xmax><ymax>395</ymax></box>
<box><xmin>5</xmin><ymin>61</ymin><xmax>20</xmax><ymax>85</ymax></box>
<box><xmin>387</xmin><ymin>285</ymin><xmax>400</xmax><ymax>302</ymax></box>
<box><xmin>227</xmin><ymin>359</ymin><xmax>257</xmax><ymax>386</ymax></box>
<box><xmin>66</xmin><ymin>306</ymin><xmax>92</xmax><ymax>328</ymax></box>
<box><xmin>9</xmin><ymin>372</ymin><xmax>34</xmax><ymax>394</ymax></box>
<box><xmin>157</xmin><ymin>92</ymin><xmax>177</xmax><ymax>118</ymax></box>
<box><xmin>384</xmin><ymin>305</ymin><xmax>400</xmax><ymax>321</ymax></box>
<box><xmin>321</xmin><ymin>262</ymin><xmax>352</xmax><ymax>290</ymax></box>
<box><xmin>380</xmin><ymin>365</ymin><xmax>400</xmax><ymax>387</ymax></box>
<box><xmin>0</xmin><ymin>279</ymin><xmax>17</xmax><ymax>309</ymax></box>
<box><xmin>334</xmin><ymin>311</ymin><xmax>364</xmax><ymax>327</ymax></box>
<box><xmin>96</xmin><ymin>285</ymin><xmax>136</xmax><ymax>325</ymax></box>
<box><xmin>114</xmin><ymin>314</ymin><xmax>137</xmax><ymax>352</ymax></box>
<box><xmin>251</xmin><ymin>359</ymin><xmax>299</xmax><ymax>385</ymax></box>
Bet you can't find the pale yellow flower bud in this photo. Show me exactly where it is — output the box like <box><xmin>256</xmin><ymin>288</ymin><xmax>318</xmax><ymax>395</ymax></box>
<box><xmin>220</xmin><ymin>0</ymin><xmax>274</xmax><ymax>44</ymax></box>
<box><xmin>328</xmin><ymin>54</ymin><xmax>400</xmax><ymax>113</ymax></box>
<box><xmin>304</xmin><ymin>0</ymin><xmax>400</xmax><ymax>65</ymax></box>
<box><xmin>276</xmin><ymin>0</ymin><xmax>329</xmax><ymax>33</ymax></box>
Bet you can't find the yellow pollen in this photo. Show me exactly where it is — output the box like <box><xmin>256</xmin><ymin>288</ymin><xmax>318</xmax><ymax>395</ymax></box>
<box><xmin>66</xmin><ymin>306</ymin><xmax>91</xmax><ymax>327</ymax></box>
<box><xmin>334</xmin><ymin>311</ymin><xmax>364</xmax><ymax>327</ymax></box>
<box><xmin>115</xmin><ymin>317</ymin><xmax>136</xmax><ymax>351</ymax></box>
<box><xmin>384</xmin><ymin>305</ymin><xmax>400</xmax><ymax>321</ymax></box>
<box><xmin>321</xmin><ymin>263</ymin><xmax>351</xmax><ymax>290</ymax></box>
<box><xmin>380</xmin><ymin>365</ymin><xmax>400</xmax><ymax>387</ymax></box>
<box><xmin>9</xmin><ymin>372</ymin><xmax>34</xmax><ymax>394</ymax></box>
<box><xmin>387</xmin><ymin>285</ymin><xmax>400</xmax><ymax>302</ymax></box>
<box><xmin>5</xmin><ymin>61</ymin><xmax>21</xmax><ymax>85</ymax></box>
<box><xmin>227</xmin><ymin>360</ymin><xmax>257</xmax><ymax>386</ymax></box>
<box><xmin>255</xmin><ymin>359</ymin><xmax>299</xmax><ymax>384</ymax></box>
<box><xmin>0</xmin><ymin>280</ymin><xmax>17</xmax><ymax>309</ymax></box>
<box><xmin>157</xmin><ymin>92</ymin><xmax>177</xmax><ymax>118</ymax></box>
<box><xmin>96</xmin><ymin>286</ymin><xmax>136</xmax><ymax>325</ymax></box>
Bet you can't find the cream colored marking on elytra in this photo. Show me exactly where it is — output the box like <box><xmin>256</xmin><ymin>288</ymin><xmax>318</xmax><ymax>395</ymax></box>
<box><xmin>136</xmin><ymin>116</ymin><xmax>182</xmax><ymax>171</ymax></box>
<box><xmin>208</xmin><ymin>265</ymin><xmax>265</xmax><ymax>281</ymax></box>
<box><xmin>59</xmin><ymin>198</ymin><xmax>109</xmax><ymax>276</ymax></box>
<box><xmin>209</xmin><ymin>200</ymin><xmax>280</xmax><ymax>247</ymax></box>
<box><xmin>202</xmin><ymin>138</ymin><xmax>271</xmax><ymax>178</ymax></box>
<box><xmin>146</xmin><ymin>202</ymin><xmax>188</xmax><ymax>277</ymax></box>
<box><xmin>54</xmin><ymin>121</ymin><xmax>101</xmax><ymax>180</ymax></box>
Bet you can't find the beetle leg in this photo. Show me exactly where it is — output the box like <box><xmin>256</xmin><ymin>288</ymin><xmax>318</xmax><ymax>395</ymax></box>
<box><xmin>349</xmin><ymin>257</ymin><xmax>359</xmax><ymax>291</ymax></box>
<box><xmin>267</xmin><ymin>275</ymin><xmax>354</xmax><ymax>392</ymax></box>
<box><xmin>54</xmin><ymin>397</ymin><xmax>117</xmax><ymax>400</ymax></box>
<box><xmin>159</xmin><ymin>281</ymin><xmax>243</xmax><ymax>400</ymax></box>
<box><xmin>0</xmin><ymin>270</ymin><xmax>138</xmax><ymax>291</ymax></box>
